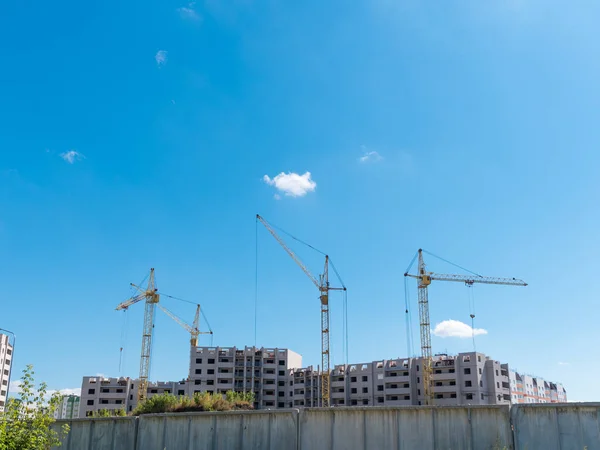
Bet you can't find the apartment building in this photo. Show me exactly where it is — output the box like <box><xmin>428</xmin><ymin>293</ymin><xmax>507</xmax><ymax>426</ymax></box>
<box><xmin>188</xmin><ymin>346</ymin><xmax>302</xmax><ymax>410</ymax></box>
<box><xmin>80</xmin><ymin>347</ymin><xmax>567</xmax><ymax>415</ymax></box>
<box><xmin>80</xmin><ymin>376</ymin><xmax>131</xmax><ymax>417</ymax></box>
<box><xmin>54</xmin><ymin>395</ymin><xmax>80</xmax><ymax>420</ymax></box>
<box><xmin>292</xmin><ymin>366</ymin><xmax>321</xmax><ymax>407</ymax></box>
<box><xmin>79</xmin><ymin>376</ymin><xmax>181</xmax><ymax>417</ymax></box>
<box><xmin>509</xmin><ymin>370</ymin><xmax>567</xmax><ymax>404</ymax></box>
<box><xmin>413</xmin><ymin>352</ymin><xmax>511</xmax><ymax>406</ymax></box>
<box><xmin>0</xmin><ymin>334</ymin><xmax>13</xmax><ymax>412</ymax></box>
<box><xmin>329</xmin><ymin>358</ymin><xmax>413</xmax><ymax>407</ymax></box>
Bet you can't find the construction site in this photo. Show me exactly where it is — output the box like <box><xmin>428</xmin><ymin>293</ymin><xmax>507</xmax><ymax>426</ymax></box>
<box><xmin>79</xmin><ymin>214</ymin><xmax>566</xmax><ymax>417</ymax></box>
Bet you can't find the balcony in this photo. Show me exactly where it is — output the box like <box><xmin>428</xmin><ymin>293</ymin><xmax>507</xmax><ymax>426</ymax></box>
<box><xmin>432</xmin><ymin>371</ymin><xmax>457</xmax><ymax>380</ymax></box>
<box><xmin>385</xmin><ymin>398</ymin><xmax>411</xmax><ymax>406</ymax></box>
<box><xmin>385</xmin><ymin>387</ymin><xmax>410</xmax><ymax>396</ymax></box>
<box><xmin>432</xmin><ymin>385</ymin><xmax>458</xmax><ymax>394</ymax></box>
<box><xmin>98</xmin><ymin>392</ymin><xmax>128</xmax><ymax>400</ymax></box>
<box><xmin>384</xmin><ymin>374</ymin><xmax>410</xmax><ymax>383</ymax></box>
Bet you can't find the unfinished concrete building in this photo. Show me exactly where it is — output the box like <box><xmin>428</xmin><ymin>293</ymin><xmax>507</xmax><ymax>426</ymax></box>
<box><xmin>329</xmin><ymin>358</ymin><xmax>413</xmax><ymax>407</ymax></box>
<box><xmin>79</xmin><ymin>376</ymin><xmax>183</xmax><ymax>417</ymax></box>
<box><xmin>187</xmin><ymin>346</ymin><xmax>302</xmax><ymax>410</ymax></box>
<box><xmin>414</xmin><ymin>352</ymin><xmax>512</xmax><ymax>406</ymax></box>
<box><xmin>80</xmin><ymin>347</ymin><xmax>567</xmax><ymax>415</ymax></box>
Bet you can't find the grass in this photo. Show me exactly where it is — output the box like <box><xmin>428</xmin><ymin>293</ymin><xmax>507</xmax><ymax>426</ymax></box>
<box><xmin>132</xmin><ymin>391</ymin><xmax>255</xmax><ymax>416</ymax></box>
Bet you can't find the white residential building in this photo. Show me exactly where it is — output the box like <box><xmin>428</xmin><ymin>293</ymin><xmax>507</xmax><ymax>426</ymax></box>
<box><xmin>509</xmin><ymin>370</ymin><xmax>567</xmax><ymax>404</ymax></box>
<box><xmin>54</xmin><ymin>395</ymin><xmax>81</xmax><ymax>419</ymax></box>
<box><xmin>0</xmin><ymin>334</ymin><xmax>14</xmax><ymax>412</ymax></box>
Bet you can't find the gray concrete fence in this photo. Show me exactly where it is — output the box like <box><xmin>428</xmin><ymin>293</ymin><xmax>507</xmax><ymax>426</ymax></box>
<box><xmin>51</xmin><ymin>403</ymin><xmax>600</xmax><ymax>450</ymax></box>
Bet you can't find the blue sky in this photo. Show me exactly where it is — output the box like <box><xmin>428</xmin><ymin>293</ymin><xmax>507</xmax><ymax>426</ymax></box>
<box><xmin>1</xmin><ymin>0</ymin><xmax>599</xmax><ymax>402</ymax></box>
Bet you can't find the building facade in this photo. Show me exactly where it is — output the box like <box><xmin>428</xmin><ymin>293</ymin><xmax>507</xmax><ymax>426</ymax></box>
<box><xmin>80</xmin><ymin>347</ymin><xmax>568</xmax><ymax>416</ymax></box>
<box><xmin>0</xmin><ymin>334</ymin><xmax>13</xmax><ymax>412</ymax></box>
<box><xmin>328</xmin><ymin>358</ymin><xmax>413</xmax><ymax>407</ymax></box>
<box><xmin>79</xmin><ymin>376</ymin><xmax>182</xmax><ymax>417</ymax></box>
<box><xmin>417</xmin><ymin>352</ymin><xmax>512</xmax><ymax>406</ymax></box>
<box><xmin>54</xmin><ymin>395</ymin><xmax>81</xmax><ymax>419</ymax></box>
<box><xmin>509</xmin><ymin>370</ymin><xmax>567</xmax><ymax>404</ymax></box>
<box><xmin>188</xmin><ymin>346</ymin><xmax>302</xmax><ymax>410</ymax></box>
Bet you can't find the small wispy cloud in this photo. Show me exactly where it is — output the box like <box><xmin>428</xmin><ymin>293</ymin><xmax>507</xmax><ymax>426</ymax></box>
<box><xmin>60</xmin><ymin>150</ymin><xmax>84</xmax><ymax>164</ymax></box>
<box><xmin>263</xmin><ymin>172</ymin><xmax>317</xmax><ymax>198</ymax></box>
<box><xmin>48</xmin><ymin>387</ymin><xmax>82</xmax><ymax>397</ymax></box>
<box><xmin>9</xmin><ymin>380</ymin><xmax>22</xmax><ymax>394</ymax></box>
<box><xmin>177</xmin><ymin>2</ymin><xmax>201</xmax><ymax>20</ymax></box>
<box><xmin>358</xmin><ymin>146</ymin><xmax>383</xmax><ymax>163</ymax></box>
<box><xmin>155</xmin><ymin>50</ymin><xmax>168</xmax><ymax>67</ymax></box>
<box><xmin>433</xmin><ymin>319</ymin><xmax>488</xmax><ymax>338</ymax></box>
<box><xmin>558</xmin><ymin>362</ymin><xmax>570</xmax><ymax>366</ymax></box>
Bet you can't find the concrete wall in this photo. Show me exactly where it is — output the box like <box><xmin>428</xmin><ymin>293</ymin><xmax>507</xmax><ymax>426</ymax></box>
<box><xmin>512</xmin><ymin>403</ymin><xmax>600</xmax><ymax>450</ymax></box>
<box><xmin>51</xmin><ymin>417</ymin><xmax>137</xmax><ymax>450</ymax></box>
<box><xmin>136</xmin><ymin>410</ymin><xmax>298</xmax><ymax>450</ymax></box>
<box><xmin>52</xmin><ymin>403</ymin><xmax>600</xmax><ymax>450</ymax></box>
<box><xmin>300</xmin><ymin>406</ymin><xmax>511</xmax><ymax>450</ymax></box>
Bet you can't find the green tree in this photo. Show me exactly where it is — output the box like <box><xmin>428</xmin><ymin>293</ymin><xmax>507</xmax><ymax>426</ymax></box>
<box><xmin>0</xmin><ymin>365</ymin><xmax>69</xmax><ymax>450</ymax></box>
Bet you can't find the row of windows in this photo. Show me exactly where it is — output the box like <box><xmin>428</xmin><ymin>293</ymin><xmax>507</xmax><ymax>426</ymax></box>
<box><xmin>86</xmin><ymin>399</ymin><xmax>124</xmax><ymax>406</ymax></box>
<box><xmin>195</xmin><ymin>358</ymin><xmax>286</xmax><ymax>366</ymax></box>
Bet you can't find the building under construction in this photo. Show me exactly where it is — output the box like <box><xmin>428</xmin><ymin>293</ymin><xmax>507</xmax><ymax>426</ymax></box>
<box><xmin>79</xmin><ymin>347</ymin><xmax>566</xmax><ymax>416</ymax></box>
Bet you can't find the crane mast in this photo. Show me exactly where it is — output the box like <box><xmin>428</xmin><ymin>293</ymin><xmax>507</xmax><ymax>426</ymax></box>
<box><xmin>116</xmin><ymin>268</ymin><xmax>160</xmax><ymax>402</ymax></box>
<box><xmin>405</xmin><ymin>249</ymin><xmax>527</xmax><ymax>405</ymax></box>
<box><xmin>257</xmin><ymin>214</ymin><xmax>345</xmax><ymax>407</ymax></box>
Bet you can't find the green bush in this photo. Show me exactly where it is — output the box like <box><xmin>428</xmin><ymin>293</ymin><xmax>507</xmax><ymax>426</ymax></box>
<box><xmin>132</xmin><ymin>393</ymin><xmax>179</xmax><ymax>415</ymax></box>
<box><xmin>132</xmin><ymin>390</ymin><xmax>254</xmax><ymax>415</ymax></box>
<box><xmin>92</xmin><ymin>408</ymin><xmax>126</xmax><ymax>418</ymax></box>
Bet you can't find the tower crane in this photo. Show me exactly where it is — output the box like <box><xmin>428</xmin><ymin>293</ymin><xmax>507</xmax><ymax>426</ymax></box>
<box><xmin>158</xmin><ymin>304</ymin><xmax>212</xmax><ymax>347</ymax></box>
<box><xmin>404</xmin><ymin>249</ymin><xmax>527</xmax><ymax>405</ymax></box>
<box><xmin>158</xmin><ymin>304</ymin><xmax>213</xmax><ymax>380</ymax></box>
<box><xmin>116</xmin><ymin>268</ymin><xmax>159</xmax><ymax>402</ymax></box>
<box><xmin>257</xmin><ymin>214</ymin><xmax>346</xmax><ymax>407</ymax></box>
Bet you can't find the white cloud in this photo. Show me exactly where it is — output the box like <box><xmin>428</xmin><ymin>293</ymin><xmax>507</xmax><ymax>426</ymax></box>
<box><xmin>358</xmin><ymin>146</ymin><xmax>383</xmax><ymax>163</ymax></box>
<box><xmin>9</xmin><ymin>380</ymin><xmax>22</xmax><ymax>394</ymax></box>
<box><xmin>60</xmin><ymin>150</ymin><xmax>84</xmax><ymax>164</ymax></box>
<box><xmin>263</xmin><ymin>172</ymin><xmax>316</xmax><ymax>198</ymax></box>
<box><xmin>433</xmin><ymin>319</ymin><xmax>488</xmax><ymax>338</ymax></box>
<box><xmin>177</xmin><ymin>2</ymin><xmax>201</xmax><ymax>20</ymax></box>
<box><xmin>273</xmin><ymin>194</ymin><xmax>281</xmax><ymax>200</ymax></box>
<box><xmin>155</xmin><ymin>50</ymin><xmax>168</xmax><ymax>67</ymax></box>
<box><xmin>47</xmin><ymin>388</ymin><xmax>81</xmax><ymax>397</ymax></box>
<box><xmin>558</xmin><ymin>362</ymin><xmax>570</xmax><ymax>366</ymax></box>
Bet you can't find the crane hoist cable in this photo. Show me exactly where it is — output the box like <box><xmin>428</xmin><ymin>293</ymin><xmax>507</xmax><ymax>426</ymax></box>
<box><xmin>256</xmin><ymin>214</ymin><xmax>347</xmax><ymax>407</ymax></box>
<box><xmin>255</xmin><ymin>218</ymin><xmax>259</xmax><ymax>347</ymax></box>
<box><xmin>403</xmin><ymin>276</ymin><xmax>413</xmax><ymax>358</ymax></box>
<box><xmin>404</xmin><ymin>249</ymin><xmax>527</xmax><ymax>406</ymax></box>
<box><xmin>467</xmin><ymin>284</ymin><xmax>477</xmax><ymax>352</ymax></box>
